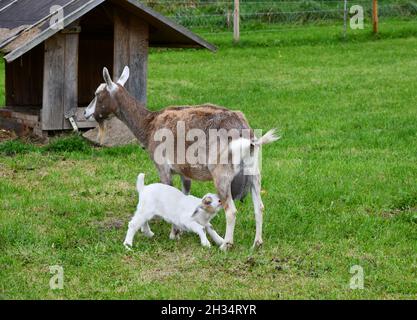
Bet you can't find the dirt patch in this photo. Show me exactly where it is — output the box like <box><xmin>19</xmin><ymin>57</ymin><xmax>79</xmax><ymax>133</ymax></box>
<box><xmin>94</xmin><ymin>218</ymin><xmax>127</xmax><ymax>231</ymax></box>
<box><xmin>0</xmin><ymin>129</ymin><xmax>16</xmax><ymax>142</ymax></box>
<box><xmin>0</xmin><ymin>164</ymin><xmax>15</xmax><ymax>178</ymax></box>
<box><xmin>380</xmin><ymin>207</ymin><xmax>417</xmax><ymax>219</ymax></box>
<box><xmin>0</xmin><ymin>129</ymin><xmax>48</xmax><ymax>145</ymax></box>
<box><xmin>134</xmin><ymin>249</ymin><xmax>203</xmax><ymax>282</ymax></box>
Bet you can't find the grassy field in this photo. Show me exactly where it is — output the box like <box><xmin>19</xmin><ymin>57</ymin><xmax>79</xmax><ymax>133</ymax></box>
<box><xmin>1</xmin><ymin>20</ymin><xmax>417</xmax><ymax>299</ymax></box>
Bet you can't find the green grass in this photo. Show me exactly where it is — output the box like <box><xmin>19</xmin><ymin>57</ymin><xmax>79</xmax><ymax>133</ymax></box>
<box><xmin>1</xmin><ymin>21</ymin><xmax>417</xmax><ymax>299</ymax></box>
<box><xmin>143</xmin><ymin>0</ymin><xmax>417</xmax><ymax>29</ymax></box>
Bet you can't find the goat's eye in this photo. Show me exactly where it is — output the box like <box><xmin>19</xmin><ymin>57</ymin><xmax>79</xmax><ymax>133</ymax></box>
<box><xmin>203</xmin><ymin>196</ymin><xmax>212</xmax><ymax>205</ymax></box>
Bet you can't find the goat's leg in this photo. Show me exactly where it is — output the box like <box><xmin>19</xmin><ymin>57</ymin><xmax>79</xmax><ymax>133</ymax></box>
<box><xmin>206</xmin><ymin>225</ymin><xmax>224</xmax><ymax>246</ymax></box>
<box><xmin>158</xmin><ymin>165</ymin><xmax>173</xmax><ymax>186</ymax></box>
<box><xmin>221</xmin><ymin>198</ymin><xmax>237</xmax><ymax>251</ymax></box>
<box><xmin>213</xmin><ymin>174</ymin><xmax>236</xmax><ymax>251</ymax></box>
<box><xmin>141</xmin><ymin>222</ymin><xmax>154</xmax><ymax>238</ymax></box>
<box><xmin>188</xmin><ymin>222</ymin><xmax>211</xmax><ymax>247</ymax></box>
<box><xmin>157</xmin><ymin>166</ymin><xmax>182</xmax><ymax>237</ymax></box>
<box><xmin>169</xmin><ymin>225</ymin><xmax>181</xmax><ymax>240</ymax></box>
<box><xmin>251</xmin><ymin>174</ymin><xmax>265</xmax><ymax>248</ymax></box>
<box><xmin>124</xmin><ymin>213</ymin><xmax>148</xmax><ymax>249</ymax></box>
<box><xmin>180</xmin><ymin>175</ymin><xmax>192</xmax><ymax>195</ymax></box>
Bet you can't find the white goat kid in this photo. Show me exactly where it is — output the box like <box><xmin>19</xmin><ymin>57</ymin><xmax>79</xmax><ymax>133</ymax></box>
<box><xmin>123</xmin><ymin>174</ymin><xmax>224</xmax><ymax>249</ymax></box>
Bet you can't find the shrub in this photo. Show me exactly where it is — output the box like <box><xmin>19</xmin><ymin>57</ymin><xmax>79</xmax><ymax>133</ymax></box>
<box><xmin>42</xmin><ymin>135</ymin><xmax>91</xmax><ymax>153</ymax></box>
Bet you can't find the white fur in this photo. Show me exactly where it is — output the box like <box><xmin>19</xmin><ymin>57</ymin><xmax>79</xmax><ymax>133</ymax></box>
<box><xmin>228</xmin><ymin>129</ymin><xmax>280</xmax><ymax>172</ymax></box>
<box><xmin>255</xmin><ymin>129</ymin><xmax>280</xmax><ymax>146</ymax></box>
<box><xmin>103</xmin><ymin>67</ymin><xmax>118</xmax><ymax>92</ymax></box>
<box><xmin>117</xmin><ymin>66</ymin><xmax>130</xmax><ymax>86</ymax></box>
<box><xmin>229</xmin><ymin>129</ymin><xmax>280</xmax><ymax>158</ymax></box>
<box><xmin>84</xmin><ymin>97</ymin><xmax>97</xmax><ymax>119</ymax></box>
<box><xmin>123</xmin><ymin>174</ymin><xmax>224</xmax><ymax>249</ymax></box>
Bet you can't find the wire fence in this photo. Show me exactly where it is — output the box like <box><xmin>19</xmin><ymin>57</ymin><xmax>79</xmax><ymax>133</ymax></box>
<box><xmin>143</xmin><ymin>0</ymin><xmax>417</xmax><ymax>31</ymax></box>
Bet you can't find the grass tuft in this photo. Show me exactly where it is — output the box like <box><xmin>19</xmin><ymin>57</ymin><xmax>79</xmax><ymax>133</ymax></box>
<box><xmin>42</xmin><ymin>134</ymin><xmax>92</xmax><ymax>154</ymax></box>
<box><xmin>0</xmin><ymin>140</ymin><xmax>36</xmax><ymax>156</ymax></box>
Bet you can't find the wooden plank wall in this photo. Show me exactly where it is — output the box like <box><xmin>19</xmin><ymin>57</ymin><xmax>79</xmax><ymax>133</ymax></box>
<box><xmin>114</xmin><ymin>8</ymin><xmax>149</xmax><ymax>104</ymax></box>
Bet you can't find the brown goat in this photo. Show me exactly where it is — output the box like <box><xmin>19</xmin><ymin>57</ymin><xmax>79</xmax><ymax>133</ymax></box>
<box><xmin>85</xmin><ymin>67</ymin><xmax>278</xmax><ymax>250</ymax></box>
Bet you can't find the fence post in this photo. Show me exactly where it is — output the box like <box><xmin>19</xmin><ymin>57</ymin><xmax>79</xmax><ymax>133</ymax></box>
<box><xmin>343</xmin><ymin>0</ymin><xmax>348</xmax><ymax>38</ymax></box>
<box><xmin>372</xmin><ymin>0</ymin><xmax>378</xmax><ymax>34</ymax></box>
<box><xmin>234</xmin><ymin>0</ymin><xmax>240</xmax><ymax>42</ymax></box>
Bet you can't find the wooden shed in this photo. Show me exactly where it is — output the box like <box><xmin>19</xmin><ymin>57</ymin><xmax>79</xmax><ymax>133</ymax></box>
<box><xmin>0</xmin><ymin>0</ymin><xmax>215</xmax><ymax>137</ymax></box>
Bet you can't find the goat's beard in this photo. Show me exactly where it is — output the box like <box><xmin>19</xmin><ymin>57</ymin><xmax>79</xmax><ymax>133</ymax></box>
<box><xmin>96</xmin><ymin>114</ymin><xmax>115</xmax><ymax>145</ymax></box>
<box><xmin>97</xmin><ymin>121</ymin><xmax>106</xmax><ymax>145</ymax></box>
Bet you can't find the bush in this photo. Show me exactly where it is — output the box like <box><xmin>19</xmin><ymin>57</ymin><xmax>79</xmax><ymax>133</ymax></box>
<box><xmin>42</xmin><ymin>135</ymin><xmax>91</xmax><ymax>153</ymax></box>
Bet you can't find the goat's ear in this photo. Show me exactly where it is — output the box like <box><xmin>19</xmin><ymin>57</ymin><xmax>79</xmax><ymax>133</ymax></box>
<box><xmin>103</xmin><ymin>67</ymin><xmax>117</xmax><ymax>91</ymax></box>
<box><xmin>117</xmin><ymin>66</ymin><xmax>130</xmax><ymax>87</ymax></box>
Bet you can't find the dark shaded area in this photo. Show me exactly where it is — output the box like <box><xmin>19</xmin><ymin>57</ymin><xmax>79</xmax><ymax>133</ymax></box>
<box><xmin>5</xmin><ymin>43</ymin><xmax>44</xmax><ymax>107</ymax></box>
<box><xmin>77</xmin><ymin>6</ymin><xmax>114</xmax><ymax>107</ymax></box>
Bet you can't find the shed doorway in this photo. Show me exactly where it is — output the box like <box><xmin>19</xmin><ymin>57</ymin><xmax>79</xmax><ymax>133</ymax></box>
<box><xmin>78</xmin><ymin>6</ymin><xmax>114</xmax><ymax>108</ymax></box>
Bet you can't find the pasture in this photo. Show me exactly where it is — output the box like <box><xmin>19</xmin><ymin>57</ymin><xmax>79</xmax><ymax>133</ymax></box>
<box><xmin>1</xmin><ymin>21</ymin><xmax>417</xmax><ymax>299</ymax></box>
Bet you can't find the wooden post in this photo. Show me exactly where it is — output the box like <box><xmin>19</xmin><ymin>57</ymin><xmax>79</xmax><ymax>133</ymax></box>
<box><xmin>42</xmin><ymin>28</ymin><xmax>79</xmax><ymax>130</ymax></box>
<box><xmin>372</xmin><ymin>0</ymin><xmax>378</xmax><ymax>34</ymax></box>
<box><xmin>62</xmin><ymin>29</ymin><xmax>80</xmax><ymax>130</ymax></box>
<box><xmin>114</xmin><ymin>10</ymin><xmax>149</xmax><ymax>105</ymax></box>
<box><xmin>42</xmin><ymin>34</ymin><xmax>65</xmax><ymax>130</ymax></box>
<box><xmin>233</xmin><ymin>0</ymin><xmax>240</xmax><ymax>42</ymax></box>
<box><xmin>343</xmin><ymin>0</ymin><xmax>348</xmax><ymax>39</ymax></box>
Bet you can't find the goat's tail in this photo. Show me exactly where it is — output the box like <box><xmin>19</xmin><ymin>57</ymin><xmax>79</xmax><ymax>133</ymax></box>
<box><xmin>229</xmin><ymin>129</ymin><xmax>280</xmax><ymax>159</ymax></box>
<box><xmin>254</xmin><ymin>129</ymin><xmax>280</xmax><ymax>146</ymax></box>
<box><xmin>136</xmin><ymin>173</ymin><xmax>146</xmax><ymax>196</ymax></box>
<box><xmin>229</xmin><ymin>129</ymin><xmax>280</xmax><ymax>201</ymax></box>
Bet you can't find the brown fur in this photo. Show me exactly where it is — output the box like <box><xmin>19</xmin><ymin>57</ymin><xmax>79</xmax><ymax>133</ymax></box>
<box><xmin>95</xmin><ymin>87</ymin><xmax>253</xmax><ymax>182</ymax></box>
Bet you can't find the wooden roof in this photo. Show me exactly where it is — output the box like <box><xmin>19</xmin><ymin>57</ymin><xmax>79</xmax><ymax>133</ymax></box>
<box><xmin>0</xmin><ymin>0</ymin><xmax>216</xmax><ymax>62</ymax></box>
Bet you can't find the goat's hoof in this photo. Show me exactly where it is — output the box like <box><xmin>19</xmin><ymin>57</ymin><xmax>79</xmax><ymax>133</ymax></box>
<box><xmin>123</xmin><ymin>242</ymin><xmax>133</xmax><ymax>251</ymax></box>
<box><xmin>202</xmin><ymin>242</ymin><xmax>212</xmax><ymax>248</ymax></box>
<box><xmin>252</xmin><ymin>240</ymin><xmax>263</xmax><ymax>249</ymax></box>
<box><xmin>144</xmin><ymin>231</ymin><xmax>155</xmax><ymax>238</ymax></box>
<box><xmin>169</xmin><ymin>234</ymin><xmax>180</xmax><ymax>241</ymax></box>
<box><xmin>220</xmin><ymin>242</ymin><xmax>233</xmax><ymax>251</ymax></box>
<box><xmin>216</xmin><ymin>238</ymin><xmax>225</xmax><ymax>247</ymax></box>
